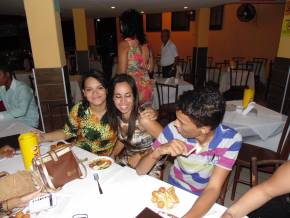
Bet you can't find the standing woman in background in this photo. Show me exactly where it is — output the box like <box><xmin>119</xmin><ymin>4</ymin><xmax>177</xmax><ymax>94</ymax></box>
<box><xmin>117</xmin><ymin>9</ymin><xmax>153</xmax><ymax>104</ymax></box>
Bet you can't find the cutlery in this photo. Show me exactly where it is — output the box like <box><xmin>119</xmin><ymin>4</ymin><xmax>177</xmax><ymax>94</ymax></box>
<box><xmin>93</xmin><ymin>173</ymin><xmax>103</xmax><ymax>194</ymax></box>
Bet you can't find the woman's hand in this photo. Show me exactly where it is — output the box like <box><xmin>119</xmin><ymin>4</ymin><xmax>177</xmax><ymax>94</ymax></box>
<box><xmin>0</xmin><ymin>145</ymin><xmax>15</xmax><ymax>158</ymax></box>
<box><xmin>32</xmin><ymin>130</ymin><xmax>45</xmax><ymax>143</ymax></box>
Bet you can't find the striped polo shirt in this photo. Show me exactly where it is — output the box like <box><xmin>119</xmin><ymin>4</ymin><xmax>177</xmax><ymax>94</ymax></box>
<box><xmin>153</xmin><ymin>122</ymin><xmax>242</xmax><ymax>195</ymax></box>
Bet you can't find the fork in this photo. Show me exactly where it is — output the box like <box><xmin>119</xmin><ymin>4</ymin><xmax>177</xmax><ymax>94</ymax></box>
<box><xmin>93</xmin><ymin>173</ymin><xmax>103</xmax><ymax>194</ymax></box>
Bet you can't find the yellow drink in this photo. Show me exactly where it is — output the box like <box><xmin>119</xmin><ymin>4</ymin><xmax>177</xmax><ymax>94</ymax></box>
<box><xmin>18</xmin><ymin>132</ymin><xmax>40</xmax><ymax>171</ymax></box>
<box><xmin>243</xmin><ymin>88</ymin><xmax>255</xmax><ymax>108</ymax></box>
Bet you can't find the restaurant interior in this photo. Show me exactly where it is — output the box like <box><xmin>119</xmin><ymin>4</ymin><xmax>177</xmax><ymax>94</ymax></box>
<box><xmin>0</xmin><ymin>0</ymin><xmax>289</xmax><ymax>217</ymax></box>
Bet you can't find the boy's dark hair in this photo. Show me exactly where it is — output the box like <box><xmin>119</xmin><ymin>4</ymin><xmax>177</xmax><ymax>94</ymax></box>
<box><xmin>120</xmin><ymin>9</ymin><xmax>147</xmax><ymax>45</ymax></box>
<box><xmin>177</xmin><ymin>87</ymin><xmax>225</xmax><ymax>130</ymax></box>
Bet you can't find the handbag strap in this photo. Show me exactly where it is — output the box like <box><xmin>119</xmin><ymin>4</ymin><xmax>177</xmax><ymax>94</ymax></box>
<box><xmin>72</xmin><ymin>151</ymin><xmax>87</xmax><ymax>179</ymax></box>
<box><xmin>32</xmin><ymin>153</ymin><xmax>58</xmax><ymax>192</ymax></box>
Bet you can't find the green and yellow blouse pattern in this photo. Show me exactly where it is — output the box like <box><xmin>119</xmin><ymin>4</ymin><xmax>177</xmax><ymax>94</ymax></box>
<box><xmin>64</xmin><ymin>101</ymin><xmax>116</xmax><ymax>155</ymax></box>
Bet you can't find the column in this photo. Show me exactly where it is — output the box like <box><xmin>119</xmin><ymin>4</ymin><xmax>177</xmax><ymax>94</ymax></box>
<box><xmin>72</xmin><ymin>8</ymin><xmax>90</xmax><ymax>73</ymax></box>
<box><xmin>24</xmin><ymin>0</ymin><xmax>72</xmax><ymax>131</ymax></box>
<box><xmin>267</xmin><ymin>1</ymin><xmax>290</xmax><ymax>114</ymax></box>
<box><xmin>192</xmin><ymin>8</ymin><xmax>210</xmax><ymax>87</ymax></box>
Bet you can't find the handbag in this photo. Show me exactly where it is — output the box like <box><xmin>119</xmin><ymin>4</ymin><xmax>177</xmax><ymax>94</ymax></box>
<box><xmin>0</xmin><ymin>171</ymin><xmax>42</xmax><ymax>202</ymax></box>
<box><xmin>33</xmin><ymin>144</ymin><xmax>87</xmax><ymax>191</ymax></box>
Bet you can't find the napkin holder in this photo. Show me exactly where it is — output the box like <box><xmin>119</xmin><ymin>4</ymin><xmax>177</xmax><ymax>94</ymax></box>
<box><xmin>242</xmin><ymin>102</ymin><xmax>256</xmax><ymax>115</ymax></box>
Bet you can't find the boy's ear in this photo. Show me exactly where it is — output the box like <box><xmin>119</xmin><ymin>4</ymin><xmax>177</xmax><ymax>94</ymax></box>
<box><xmin>201</xmin><ymin>126</ymin><xmax>211</xmax><ymax>135</ymax></box>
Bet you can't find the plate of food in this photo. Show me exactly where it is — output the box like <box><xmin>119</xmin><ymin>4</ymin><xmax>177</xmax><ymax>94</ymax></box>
<box><xmin>88</xmin><ymin>156</ymin><xmax>114</xmax><ymax>170</ymax></box>
<box><xmin>151</xmin><ymin>186</ymin><xmax>179</xmax><ymax>210</ymax></box>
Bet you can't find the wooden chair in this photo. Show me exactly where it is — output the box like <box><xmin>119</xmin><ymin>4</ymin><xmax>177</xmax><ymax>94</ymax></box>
<box><xmin>232</xmin><ymin>56</ymin><xmax>245</xmax><ymax>65</ymax></box>
<box><xmin>251</xmin><ymin>157</ymin><xmax>285</xmax><ymax>187</ymax></box>
<box><xmin>223</xmin><ymin>64</ymin><xmax>252</xmax><ymax>100</ymax></box>
<box><xmin>215</xmin><ymin>60</ymin><xmax>230</xmax><ymax>69</ymax></box>
<box><xmin>205</xmin><ymin>66</ymin><xmax>222</xmax><ymax>89</ymax></box>
<box><xmin>231</xmin><ymin>114</ymin><xmax>290</xmax><ymax>200</ymax></box>
<box><xmin>264</xmin><ymin>60</ymin><xmax>274</xmax><ymax>101</ymax></box>
<box><xmin>155</xmin><ymin>82</ymin><xmax>179</xmax><ymax>127</ymax></box>
<box><xmin>218</xmin><ymin>172</ymin><xmax>231</xmax><ymax>205</ymax></box>
<box><xmin>207</xmin><ymin>57</ymin><xmax>214</xmax><ymax>67</ymax></box>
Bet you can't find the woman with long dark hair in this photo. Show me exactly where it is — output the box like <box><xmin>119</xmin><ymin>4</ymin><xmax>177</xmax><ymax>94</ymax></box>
<box><xmin>108</xmin><ymin>74</ymin><xmax>163</xmax><ymax>178</ymax></box>
<box><xmin>118</xmin><ymin>9</ymin><xmax>153</xmax><ymax>104</ymax></box>
<box><xmin>37</xmin><ymin>73</ymin><xmax>117</xmax><ymax>156</ymax></box>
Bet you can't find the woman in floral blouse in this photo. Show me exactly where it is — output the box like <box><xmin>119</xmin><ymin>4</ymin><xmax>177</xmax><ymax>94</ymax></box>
<box><xmin>118</xmin><ymin>9</ymin><xmax>153</xmax><ymax>104</ymax></box>
<box><xmin>37</xmin><ymin>73</ymin><xmax>117</xmax><ymax>156</ymax></box>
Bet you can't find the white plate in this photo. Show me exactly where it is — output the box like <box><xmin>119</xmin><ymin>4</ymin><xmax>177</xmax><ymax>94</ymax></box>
<box><xmin>88</xmin><ymin>156</ymin><xmax>114</xmax><ymax>170</ymax></box>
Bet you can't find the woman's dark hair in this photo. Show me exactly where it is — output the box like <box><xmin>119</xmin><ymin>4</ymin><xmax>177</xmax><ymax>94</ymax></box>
<box><xmin>177</xmin><ymin>87</ymin><xmax>225</xmax><ymax>130</ymax></box>
<box><xmin>107</xmin><ymin>74</ymin><xmax>139</xmax><ymax>142</ymax></box>
<box><xmin>120</xmin><ymin>9</ymin><xmax>147</xmax><ymax>45</ymax></box>
<box><xmin>81</xmin><ymin>72</ymin><xmax>107</xmax><ymax>110</ymax></box>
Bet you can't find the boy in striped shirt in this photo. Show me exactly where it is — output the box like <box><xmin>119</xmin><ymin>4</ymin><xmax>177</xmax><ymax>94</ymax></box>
<box><xmin>136</xmin><ymin>88</ymin><xmax>242</xmax><ymax>218</ymax></box>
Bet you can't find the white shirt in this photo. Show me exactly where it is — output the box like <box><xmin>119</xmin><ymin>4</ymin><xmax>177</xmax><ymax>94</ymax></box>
<box><xmin>160</xmin><ymin>40</ymin><xmax>178</xmax><ymax>66</ymax></box>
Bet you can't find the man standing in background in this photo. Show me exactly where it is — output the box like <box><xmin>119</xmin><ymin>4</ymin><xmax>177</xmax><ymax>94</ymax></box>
<box><xmin>160</xmin><ymin>29</ymin><xmax>178</xmax><ymax>78</ymax></box>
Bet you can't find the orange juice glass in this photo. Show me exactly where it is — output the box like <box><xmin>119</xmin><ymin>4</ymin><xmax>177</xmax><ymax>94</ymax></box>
<box><xmin>18</xmin><ymin>132</ymin><xmax>40</xmax><ymax>171</ymax></box>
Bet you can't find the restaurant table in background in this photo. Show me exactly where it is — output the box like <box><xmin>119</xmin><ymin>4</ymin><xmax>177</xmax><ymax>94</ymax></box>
<box><xmin>14</xmin><ymin>71</ymin><xmax>83</xmax><ymax>104</ymax></box>
<box><xmin>152</xmin><ymin>77</ymin><xmax>194</xmax><ymax>109</ymax></box>
<box><xmin>0</xmin><ymin>121</ymin><xmax>229</xmax><ymax>218</ymax></box>
<box><xmin>217</xmin><ymin>68</ymin><xmax>255</xmax><ymax>93</ymax></box>
<box><xmin>223</xmin><ymin>101</ymin><xmax>287</xmax><ymax>156</ymax></box>
<box><xmin>0</xmin><ymin>119</ymin><xmax>34</xmax><ymax>138</ymax></box>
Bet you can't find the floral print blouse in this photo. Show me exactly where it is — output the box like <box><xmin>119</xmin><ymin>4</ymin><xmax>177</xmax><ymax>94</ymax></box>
<box><xmin>64</xmin><ymin>101</ymin><xmax>117</xmax><ymax>155</ymax></box>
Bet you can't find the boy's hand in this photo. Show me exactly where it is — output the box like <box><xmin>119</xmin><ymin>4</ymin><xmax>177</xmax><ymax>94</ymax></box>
<box><xmin>159</xmin><ymin>139</ymin><xmax>186</xmax><ymax>157</ymax></box>
<box><xmin>140</xmin><ymin>107</ymin><xmax>157</xmax><ymax>121</ymax></box>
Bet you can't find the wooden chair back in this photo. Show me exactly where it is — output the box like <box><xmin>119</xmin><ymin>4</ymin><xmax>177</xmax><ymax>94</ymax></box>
<box><xmin>251</xmin><ymin>157</ymin><xmax>285</xmax><ymax>186</ymax></box>
<box><xmin>155</xmin><ymin>82</ymin><xmax>179</xmax><ymax>107</ymax></box>
<box><xmin>229</xmin><ymin>65</ymin><xmax>251</xmax><ymax>88</ymax></box>
<box><xmin>205</xmin><ymin>66</ymin><xmax>222</xmax><ymax>85</ymax></box>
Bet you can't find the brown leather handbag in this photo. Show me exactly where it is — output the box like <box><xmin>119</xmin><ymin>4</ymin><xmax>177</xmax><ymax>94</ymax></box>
<box><xmin>33</xmin><ymin>144</ymin><xmax>87</xmax><ymax>191</ymax></box>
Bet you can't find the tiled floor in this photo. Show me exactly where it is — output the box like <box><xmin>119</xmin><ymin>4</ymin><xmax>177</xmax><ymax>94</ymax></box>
<box><xmin>162</xmin><ymin>163</ymin><xmax>272</xmax><ymax>208</ymax></box>
<box><xmin>224</xmin><ymin>167</ymin><xmax>271</xmax><ymax>207</ymax></box>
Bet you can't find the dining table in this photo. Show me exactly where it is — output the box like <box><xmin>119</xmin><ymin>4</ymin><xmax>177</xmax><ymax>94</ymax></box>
<box><xmin>222</xmin><ymin>100</ymin><xmax>288</xmax><ymax>157</ymax></box>
<box><xmin>152</xmin><ymin>77</ymin><xmax>194</xmax><ymax>109</ymax></box>
<box><xmin>0</xmin><ymin>120</ymin><xmax>229</xmax><ymax>218</ymax></box>
<box><xmin>217</xmin><ymin>68</ymin><xmax>255</xmax><ymax>94</ymax></box>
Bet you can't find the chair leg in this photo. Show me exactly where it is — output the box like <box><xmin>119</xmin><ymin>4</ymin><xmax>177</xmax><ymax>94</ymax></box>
<box><xmin>231</xmin><ymin>164</ymin><xmax>241</xmax><ymax>200</ymax></box>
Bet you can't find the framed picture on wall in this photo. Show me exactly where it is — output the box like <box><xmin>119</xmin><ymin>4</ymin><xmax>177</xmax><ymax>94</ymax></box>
<box><xmin>171</xmin><ymin>11</ymin><xmax>190</xmax><ymax>31</ymax></box>
<box><xmin>146</xmin><ymin>13</ymin><xmax>162</xmax><ymax>32</ymax></box>
<box><xmin>209</xmin><ymin>5</ymin><xmax>224</xmax><ymax>30</ymax></box>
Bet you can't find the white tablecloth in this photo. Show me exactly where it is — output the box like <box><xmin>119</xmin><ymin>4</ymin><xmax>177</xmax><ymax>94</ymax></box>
<box><xmin>15</xmin><ymin>72</ymin><xmax>83</xmax><ymax>104</ymax></box>
<box><xmin>223</xmin><ymin>101</ymin><xmax>286</xmax><ymax>141</ymax></box>
<box><xmin>0</xmin><ymin>120</ymin><xmax>35</xmax><ymax>138</ymax></box>
<box><xmin>0</xmin><ymin>120</ymin><xmax>228</xmax><ymax>217</ymax></box>
<box><xmin>219</xmin><ymin>69</ymin><xmax>255</xmax><ymax>93</ymax></box>
<box><xmin>152</xmin><ymin>78</ymin><xmax>194</xmax><ymax>109</ymax></box>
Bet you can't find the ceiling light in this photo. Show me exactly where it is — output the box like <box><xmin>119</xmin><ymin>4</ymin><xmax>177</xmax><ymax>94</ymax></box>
<box><xmin>184</xmin><ymin>6</ymin><xmax>188</xmax><ymax>9</ymax></box>
<box><xmin>140</xmin><ymin>11</ymin><xmax>144</xmax><ymax>14</ymax></box>
<box><xmin>97</xmin><ymin>18</ymin><xmax>100</xmax><ymax>22</ymax></box>
<box><xmin>111</xmin><ymin>6</ymin><xmax>116</xmax><ymax>9</ymax></box>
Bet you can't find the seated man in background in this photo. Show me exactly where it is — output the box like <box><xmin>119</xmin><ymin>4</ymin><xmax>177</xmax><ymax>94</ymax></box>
<box><xmin>136</xmin><ymin>88</ymin><xmax>242</xmax><ymax>218</ymax></box>
<box><xmin>0</xmin><ymin>63</ymin><xmax>39</xmax><ymax>128</ymax></box>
